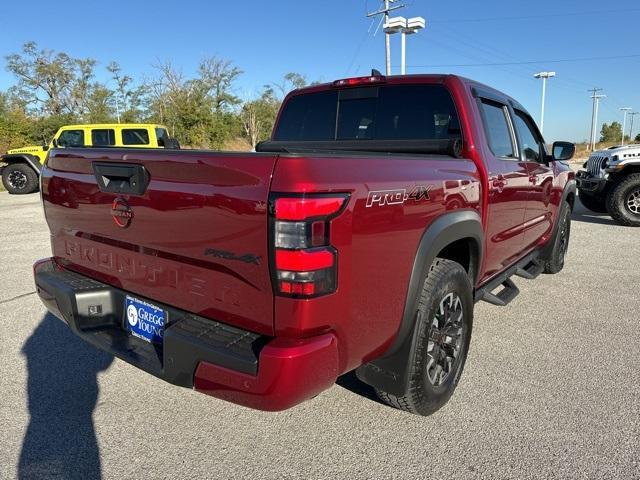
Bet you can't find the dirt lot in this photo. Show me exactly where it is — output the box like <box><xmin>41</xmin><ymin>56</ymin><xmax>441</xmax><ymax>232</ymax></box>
<box><xmin>0</xmin><ymin>191</ymin><xmax>638</xmax><ymax>480</ymax></box>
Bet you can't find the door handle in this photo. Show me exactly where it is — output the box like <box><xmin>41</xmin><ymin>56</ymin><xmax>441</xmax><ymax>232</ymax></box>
<box><xmin>491</xmin><ymin>174</ymin><xmax>507</xmax><ymax>190</ymax></box>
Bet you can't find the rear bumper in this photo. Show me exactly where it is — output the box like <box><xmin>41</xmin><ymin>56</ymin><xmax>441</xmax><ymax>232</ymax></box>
<box><xmin>576</xmin><ymin>170</ymin><xmax>607</xmax><ymax>195</ymax></box>
<box><xmin>34</xmin><ymin>258</ymin><xmax>339</xmax><ymax>411</ymax></box>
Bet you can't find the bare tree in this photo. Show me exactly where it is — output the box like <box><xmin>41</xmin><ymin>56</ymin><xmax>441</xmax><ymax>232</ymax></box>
<box><xmin>241</xmin><ymin>101</ymin><xmax>262</xmax><ymax>148</ymax></box>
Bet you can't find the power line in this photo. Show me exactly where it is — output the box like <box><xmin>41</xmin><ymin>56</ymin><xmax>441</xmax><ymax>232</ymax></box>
<box><xmin>430</xmin><ymin>8</ymin><xmax>640</xmax><ymax>23</ymax></box>
<box><xmin>405</xmin><ymin>53</ymin><xmax>640</xmax><ymax>68</ymax></box>
<box><xmin>366</xmin><ymin>0</ymin><xmax>406</xmax><ymax>75</ymax></box>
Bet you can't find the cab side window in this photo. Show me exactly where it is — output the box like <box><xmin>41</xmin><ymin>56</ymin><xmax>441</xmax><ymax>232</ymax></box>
<box><xmin>91</xmin><ymin>129</ymin><xmax>115</xmax><ymax>146</ymax></box>
<box><xmin>513</xmin><ymin>111</ymin><xmax>544</xmax><ymax>163</ymax></box>
<box><xmin>479</xmin><ymin>100</ymin><xmax>516</xmax><ymax>159</ymax></box>
<box><xmin>122</xmin><ymin>129</ymin><xmax>150</xmax><ymax>145</ymax></box>
<box><xmin>57</xmin><ymin>130</ymin><xmax>85</xmax><ymax>147</ymax></box>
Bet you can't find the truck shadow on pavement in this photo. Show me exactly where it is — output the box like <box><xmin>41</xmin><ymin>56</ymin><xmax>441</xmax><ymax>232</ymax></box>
<box><xmin>19</xmin><ymin>314</ymin><xmax>113</xmax><ymax>480</ymax></box>
<box><xmin>571</xmin><ymin>203</ymin><xmax>618</xmax><ymax>226</ymax></box>
<box><xmin>335</xmin><ymin>371</ymin><xmax>387</xmax><ymax>406</ymax></box>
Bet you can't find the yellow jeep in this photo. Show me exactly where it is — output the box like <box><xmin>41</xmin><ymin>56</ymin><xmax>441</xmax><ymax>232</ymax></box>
<box><xmin>1</xmin><ymin>123</ymin><xmax>177</xmax><ymax>194</ymax></box>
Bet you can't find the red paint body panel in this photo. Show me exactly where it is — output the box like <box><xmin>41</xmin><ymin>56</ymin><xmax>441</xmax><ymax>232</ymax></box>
<box><xmin>194</xmin><ymin>333</ymin><xmax>339</xmax><ymax>411</ymax></box>
<box><xmin>37</xmin><ymin>74</ymin><xmax>573</xmax><ymax>411</ymax></box>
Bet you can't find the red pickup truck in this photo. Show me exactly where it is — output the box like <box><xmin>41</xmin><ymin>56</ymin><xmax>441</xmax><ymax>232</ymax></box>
<box><xmin>34</xmin><ymin>74</ymin><xmax>576</xmax><ymax>416</ymax></box>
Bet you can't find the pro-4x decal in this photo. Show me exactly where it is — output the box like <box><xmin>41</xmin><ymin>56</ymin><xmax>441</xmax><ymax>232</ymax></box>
<box><xmin>366</xmin><ymin>185</ymin><xmax>432</xmax><ymax>207</ymax></box>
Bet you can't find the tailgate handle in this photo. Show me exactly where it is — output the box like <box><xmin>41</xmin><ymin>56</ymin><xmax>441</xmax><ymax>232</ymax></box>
<box><xmin>93</xmin><ymin>163</ymin><xmax>150</xmax><ymax>195</ymax></box>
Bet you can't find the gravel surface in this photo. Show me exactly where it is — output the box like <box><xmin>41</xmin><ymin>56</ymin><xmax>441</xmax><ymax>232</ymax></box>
<box><xmin>0</xmin><ymin>191</ymin><xmax>638</xmax><ymax>480</ymax></box>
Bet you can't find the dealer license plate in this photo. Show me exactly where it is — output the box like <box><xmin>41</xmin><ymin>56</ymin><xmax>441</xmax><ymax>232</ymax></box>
<box><xmin>125</xmin><ymin>295</ymin><xmax>166</xmax><ymax>344</ymax></box>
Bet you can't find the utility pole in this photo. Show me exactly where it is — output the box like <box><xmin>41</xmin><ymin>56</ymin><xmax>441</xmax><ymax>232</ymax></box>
<box><xmin>629</xmin><ymin>112</ymin><xmax>639</xmax><ymax>142</ymax></box>
<box><xmin>620</xmin><ymin>107</ymin><xmax>632</xmax><ymax>145</ymax></box>
<box><xmin>588</xmin><ymin>88</ymin><xmax>605</xmax><ymax>151</ymax></box>
<box><xmin>534</xmin><ymin>72</ymin><xmax>555</xmax><ymax>136</ymax></box>
<box><xmin>367</xmin><ymin>0</ymin><xmax>405</xmax><ymax>75</ymax></box>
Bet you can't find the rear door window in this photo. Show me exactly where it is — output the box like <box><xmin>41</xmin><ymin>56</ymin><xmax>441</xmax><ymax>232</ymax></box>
<box><xmin>274</xmin><ymin>85</ymin><xmax>461</xmax><ymax>142</ymax></box>
<box><xmin>91</xmin><ymin>129</ymin><xmax>115</xmax><ymax>146</ymax></box>
<box><xmin>479</xmin><ymin>100</ymin><xmax>517</xmax><ymax>159</ymax></box>
<box><xmin>57</xmin><ymin>130</ymin><xmax>85</xmax><ymax>147</ymax></box>
<box><xmin>122</xmin><ymin>129</ymin><xmax>150</xmax><ymax>145</ymax></box>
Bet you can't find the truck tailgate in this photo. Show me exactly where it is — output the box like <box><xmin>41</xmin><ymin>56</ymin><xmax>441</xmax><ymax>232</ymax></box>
<box><xmin>41</xmin><ymin>148</ymin><xmax>278</xmax><ymax>336</ymax></box>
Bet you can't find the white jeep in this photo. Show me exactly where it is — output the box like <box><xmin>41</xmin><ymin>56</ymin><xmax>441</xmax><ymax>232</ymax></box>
<box><xmin>576</xmin><ymin>144</ymin><xmax>640</xmax><ymax>226</ymax></box>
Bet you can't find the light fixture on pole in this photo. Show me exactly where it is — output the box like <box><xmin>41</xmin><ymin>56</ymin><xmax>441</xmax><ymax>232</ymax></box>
<box><xmin>620</xmin><ymin>107</ymin><xmax>632</xmax><ymax>146</ymax></box>
<box><xmin>533</xmin><ymin>71</ymin><xmax>555</xmax><ymax>136</ymax></box>
<box><xmin>384</xmin><ymin>16</ymin><xmax>426</xmax><ymax>75</ymax></box>
<box><xmin>383</xmin><ymin>16</ymin><xmax>406</xmax><ymax>76</ymax></box>
<box><xmin>401</xmin><ymin>17</ymin><xmax>426</xmax><ymax>75</ymax></box>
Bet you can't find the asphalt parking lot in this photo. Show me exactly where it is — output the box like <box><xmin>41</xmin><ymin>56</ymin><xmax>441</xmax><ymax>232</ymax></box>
<box><xmin>0</xmin><ymin>190</ymin><xmax>638</xmax><ymax>480</ymax></box>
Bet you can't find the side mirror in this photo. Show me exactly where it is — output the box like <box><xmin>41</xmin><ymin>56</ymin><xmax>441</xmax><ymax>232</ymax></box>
<box><xmin>552</xmin><ymin>141</ymin><xmax>575</xmax><ymax>162</ymax></box>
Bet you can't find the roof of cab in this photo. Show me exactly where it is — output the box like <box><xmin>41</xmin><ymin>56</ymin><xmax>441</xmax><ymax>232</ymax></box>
<box><xmin>58</xmin><ymin>123</ymin><xmax>168</xmax><ymax>129</ymax></box>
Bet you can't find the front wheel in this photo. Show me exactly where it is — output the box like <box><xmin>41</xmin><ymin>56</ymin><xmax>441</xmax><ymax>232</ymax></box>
<box><xmin>375</xmin><ymin>258</ymin><xmax>473</xmax><ymax>416</ymax></box>
<box><xmin>2</xmin><ymin>163</ymin><xmax>39</xmax><ymax>194</ymax></box>
<box><xmin>606</xmin><ymin>174</ymin><xmax>640</xmax><ymax>227</ymax></box>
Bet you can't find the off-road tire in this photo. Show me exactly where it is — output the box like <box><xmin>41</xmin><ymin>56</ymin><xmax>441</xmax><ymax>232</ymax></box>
<box><xmin>543</xmin><ymin>201</ymin><xmax>571</xmax><ymax>274</ymax></box>
<box><xmin>375</xmin><ymin>258</ymin><xmax>473</xmax><ymax>416</ymax></box>
<box><xmin>2</xmin><ymin>163</ymin><xmax>39</xmax><ymax>194</ymax></box>
<box><xmin>606</xmin><ymin>173</ymin><xmax>640</xmax><ymax>227</ymax></box>
<box><xmin>578</xmin><ymin>191</ymin><xmax>607</xmax><ymax>213</ymax></box>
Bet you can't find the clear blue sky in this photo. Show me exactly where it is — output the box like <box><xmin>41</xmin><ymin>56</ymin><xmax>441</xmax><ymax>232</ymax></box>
<box><xmin>1</xmin><ymin>0</ymin><xmax>639</xmax><ymax>142</ymax></box>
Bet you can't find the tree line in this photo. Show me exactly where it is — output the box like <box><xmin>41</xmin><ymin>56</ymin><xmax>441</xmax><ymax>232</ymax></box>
<box><xmin>0</xmin><ymin>42</ymin><xmax>312</xmax><ymax>153</ymax></box>
<box><xmin>599</xmin><ymin>121</ymin><xmax>640</xmax><ymax>144</ymax></box>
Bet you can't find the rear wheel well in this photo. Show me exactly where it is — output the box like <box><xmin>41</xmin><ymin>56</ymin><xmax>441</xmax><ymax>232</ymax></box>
<box><xmin>436</xmin><ymin>238</ymin><xmax>479</xmax><ymax>284</ymax></box>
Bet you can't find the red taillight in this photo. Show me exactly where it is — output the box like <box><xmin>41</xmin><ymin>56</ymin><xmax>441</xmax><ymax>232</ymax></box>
<box><xmin>275</xmin><ymin>197</ymin><xmax>345</xmax><ymax>220</ymax></box>
<box><xmin>276</xmin><ymin>249</ymin><xmax>334</xmax><ymax>271</ymax></box>
<box><xmin>332</xmin><ymin>75</ymin><xmax>386</xmax><ymax>88</ymax></box>
<box><xmin>271</xmin><ymin>194</ymin><xmax>348</xmax><ymax>298</ymax></box>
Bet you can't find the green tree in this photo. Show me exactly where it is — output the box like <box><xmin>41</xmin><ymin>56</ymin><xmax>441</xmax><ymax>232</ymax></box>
<box><xmin>240</xmin><ymin>73</ymin><xmax>314</xmax><ymax>147</ymax></box>
<box><xmin>5</xmin><ymin>42</ymin><xmax>95</xmax><ymax>117</ymax></box>
<box><xmin>635</xmin><ymin>133</ymin><xmax>640</xmax><ymax>143</ymax></box>
<box><xmin>600</xmin><ymin>122</ymin><xmax>623</xmax><ymax>143</ymax></box>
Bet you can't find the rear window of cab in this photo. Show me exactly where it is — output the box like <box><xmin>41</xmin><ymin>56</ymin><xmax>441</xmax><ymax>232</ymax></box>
<box><xmin>273</xmin><ymin>85</ymin><xmax>461</xmax><ymax>142</ymax></box>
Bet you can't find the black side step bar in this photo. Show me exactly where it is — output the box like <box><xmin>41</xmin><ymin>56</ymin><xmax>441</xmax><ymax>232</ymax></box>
<box><xmin>480</xmin><ymin>278</ymin><xmax>519</xmax><ymax>306</ymax></box>
<box><xmin>515</xmin><ymin>260</ymin><xmax>544</xmax><ymax>280</ymax></box>
<box><xmin>475</xmin><ymin>252</ymin><xmax>544</xmax><ymax>307</ymax></box>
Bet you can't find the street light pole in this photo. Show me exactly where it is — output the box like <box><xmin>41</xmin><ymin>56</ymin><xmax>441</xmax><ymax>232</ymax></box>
<box><xmin>588</xmin><ymin>88</ymin><xmax>605</xmax><ymax>151</ymax></box>
<box><xmin>384</xmin><ymin>0</ymin><xmax>391</xmax><ymax>75</ymax></box>
<box><xmin>629</xmin><ymin>112</ymin><xmax>639</xmax><ymax>142</ymax></box>
<box><xmin>534</xmin><ymin>72</ymin><xmax>555</xmax><ymax>136</ymax></box>
<box><xmin>620</xmin><ymin>107</ymin><xmax>632</xmax><ymax>146</ymax></box>
<box><xmin>400</xmin><ymin>28</ymin><xmax>406</xmax><ymax>75</ymax></box>
<box><xmin>383</xmin><ymin>16</ymin><xmax>425</xmax><ymax>75</ymax></box>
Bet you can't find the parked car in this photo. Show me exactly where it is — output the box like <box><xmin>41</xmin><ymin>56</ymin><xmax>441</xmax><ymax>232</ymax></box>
<box><xmin>34</xmin><ymin>73</ymin><xmax>576</xmax><ymax>415</ymax></box>
<box><xmin>1</xmin><ymin>123</ymin><xmax>178</xmax><ymax>194</ymax></box>
<box><xmin>577</xmin><ymin>144</ymin><xmax>640</xmax><ymax>226</ymax></box>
